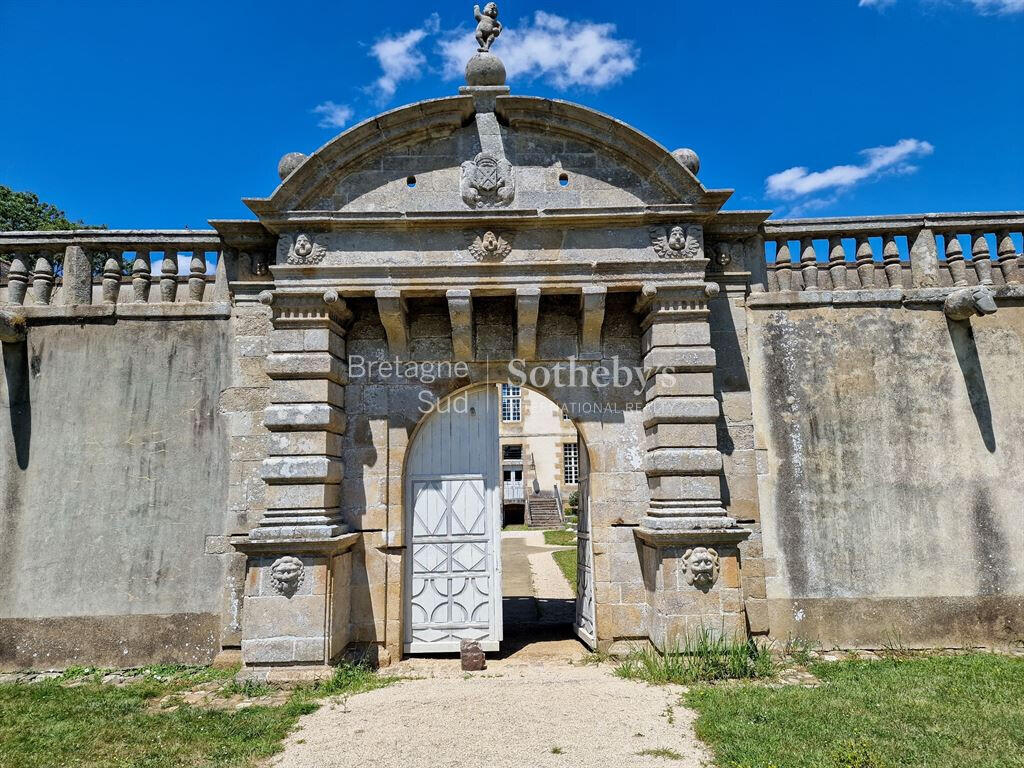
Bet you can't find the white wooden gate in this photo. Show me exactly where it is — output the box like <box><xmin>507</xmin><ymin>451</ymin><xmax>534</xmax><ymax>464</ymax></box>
<box><xmin>405</xmin><ymin>387</ymin><xmax>502</xmax><ymax>653</ymax></box>
<box><xmin>574</xmin><ymin>442</ymin><xmax>597</xmax><ymax>649</ymax></box>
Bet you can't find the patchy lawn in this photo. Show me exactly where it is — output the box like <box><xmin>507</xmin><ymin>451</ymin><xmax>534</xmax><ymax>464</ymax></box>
<box><xmin>0</xmin><ymin>663</ymin><xmax>396</xmax><ymax>768</ymax></box>
<box><xmin>686</xmin><ymin>654</ymin><xmax>1024</xmax><ymax>768</ymax></box>
<box><xmin>552</xmin><ymin>548</ymin><xmax>577</xmax><ymax>594</ymax></box>
<box><xmin>543</xmin><ymin>529</ymin><xmax>577</xmax><ymax>547</ymax></box>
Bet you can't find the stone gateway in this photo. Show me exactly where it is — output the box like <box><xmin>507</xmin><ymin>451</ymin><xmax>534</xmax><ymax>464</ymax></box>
<box><xmin>1</xmin><ymin>11</ymin><xmax>1023</xmax><ymax>677</ymax></box>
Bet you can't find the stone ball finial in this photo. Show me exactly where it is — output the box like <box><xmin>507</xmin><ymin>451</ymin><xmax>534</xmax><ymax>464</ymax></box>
<box><xmin>278</xmin><ymin>152</ymin><xmax>308</xmax><ymax>181</ymax></box>
<box><xmin>672</xmin><ymin>148</ymin><xmax>701</xmax><ymax>176</ymax></box>
<box><xmin>466</xmin><ymin>52</ymin><xmax>507</xmax><ymax>86</ymax></box>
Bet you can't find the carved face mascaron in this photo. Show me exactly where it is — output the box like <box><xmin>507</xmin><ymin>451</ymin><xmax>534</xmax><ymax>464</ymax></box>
<box><xmin>649</xmin><ymin>224</ymin><xmax>701</xmax><ymax>259</ymax></box>
<box><xmin>683</xmin><ymin>547</ymin><xmax>720</xmax><ymax>588</ymax></box>
<box><xmin>270</xmin><ymin>556</ymin><xmax>304</xmax><ymax>596</ymax></box>
<box><xmin>294</xmin><ymin>234</ymin><xmax>313</xmax><ymax>258</ymax></box>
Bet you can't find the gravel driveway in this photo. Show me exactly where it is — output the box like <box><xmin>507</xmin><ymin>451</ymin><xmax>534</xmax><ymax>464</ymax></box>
<box><xmin>270</xmin><ymin>661</ymin><xmax>711</xmax><ymax>768</ymax></box>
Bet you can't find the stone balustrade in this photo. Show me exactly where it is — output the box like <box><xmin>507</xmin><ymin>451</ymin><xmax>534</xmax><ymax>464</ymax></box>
<box><xmin>0</xmin><ymin>230</ymin><xmax>224</xmax><ymax>307</ymax></box>
<box><xmin>761</xmin><ymin>213</ymin><xmax>1024</xmax><ymax>293</ymax></box>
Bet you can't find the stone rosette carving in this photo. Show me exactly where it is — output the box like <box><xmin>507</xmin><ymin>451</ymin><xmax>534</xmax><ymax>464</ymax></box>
<box><xmin>650</xmin><ymin>224</ymin><xmax>702</xmax><ymax>260</ymax></box>
<box><xmin>278</xmin><ymin>233</ymin><xmax>327</xmax><ymax>266</ymax></box>
<box><xmin>460</xmin><ymin>152</ymin><xmax>515</xmax><ymax>209</ymax></box>
<box><xmin>682</xmin><ymin>547</ymin><xmax>720</xmax><ymax>588</ymax></box>
<box><xmin>466</xmin><ymin>230</ymin><xmax>513</xmax><ymax>261</ymax></box>
<box><xmin>269</xmin><ymin>556</ymin><xmax>305</xmax><ymax>596</ymax></box>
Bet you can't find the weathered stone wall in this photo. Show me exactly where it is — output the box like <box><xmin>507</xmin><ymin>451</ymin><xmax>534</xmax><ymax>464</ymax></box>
<box><xmin>0</xmin><ymin>319</ymin><xmax>232</xmax><ymax>670</ymax></box>
<box><xmin>748</xmin><ymin>302</ymin><xmax>1024</xmax><ymax>648</ymax></box>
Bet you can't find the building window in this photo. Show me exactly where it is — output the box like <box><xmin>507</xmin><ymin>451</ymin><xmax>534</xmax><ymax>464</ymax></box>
<box><xmin>501</xmin><ymin>384</ymin><xmax>521</xmax><ymax>422</ymax></box>
<box><xmin>502</xmin><ymin>444</ymin><xmax>523</xmax><ymax>461</ymax></box>
<box><xmin>563</xmin><ymin>443</ymin><xmax>579</xmax><ymax>485</ymax></box>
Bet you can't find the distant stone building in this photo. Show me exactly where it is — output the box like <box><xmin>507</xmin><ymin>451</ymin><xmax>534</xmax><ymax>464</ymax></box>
<box><xmin>497</xmin><ymin>384</ymin><xmax>579</xmax><ymax>526</ymax></box>
<box><xmin>0</xmin><ymin>7</ymin><xmax>1022</xmax><ymax>679</ymax></box>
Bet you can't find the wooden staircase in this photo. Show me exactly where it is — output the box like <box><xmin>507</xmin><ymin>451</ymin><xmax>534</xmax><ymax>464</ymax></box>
<box><xmin>526</xmin><ymin>492</ymin><xmax>562</xmax><ymax>528</ymax></box>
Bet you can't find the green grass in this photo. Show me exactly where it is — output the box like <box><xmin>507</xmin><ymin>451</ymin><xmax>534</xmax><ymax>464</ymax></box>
<box><xmin>552</xmin><ymin>548</ymin><xmax>578</xmax><ymax>594</ymax></box>
<box><xmin>614</xmin><ymin>629</ymin><xmax>774</xmax><ymax>685</ymax></box>
<box><xmin>543</xmin><ymin>529</ymin><xmax>577</xmax><ymax>547</ymax></box>
<box><xmin>0</xmin><ymin>662</ymin><xmax>396</xmax><ymax>768</ymax></box>
<box><xmin>502</xmin><ymin>523</ymin><xmax>530</xmax><ymax>531</ymax></box>
<box><xmin>686</xmin><ymin>654</ymin><xmax>1024</xmax><ymax>768</ymax></box>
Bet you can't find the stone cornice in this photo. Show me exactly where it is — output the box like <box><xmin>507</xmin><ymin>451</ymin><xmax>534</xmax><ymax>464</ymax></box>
<box><xmin>245</xmin><ymin>204</ymin><xmax>734</xmax><ymax>234</ymax></box>
<box><xmin>747</xmin><ymin>284</ymin><xmax>1024</xmax><ymax>309</ymax></box>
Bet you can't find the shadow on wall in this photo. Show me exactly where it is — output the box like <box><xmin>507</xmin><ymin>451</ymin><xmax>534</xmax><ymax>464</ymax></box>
<box><xmin>2</xmin><ymin>341</ymin><xmax>31</xmax><ymax>470</ymax></box>
<box><xmin>947</xmin><ymin>319</ymin><xmax>996</xmax><ymax>453</ymax></box>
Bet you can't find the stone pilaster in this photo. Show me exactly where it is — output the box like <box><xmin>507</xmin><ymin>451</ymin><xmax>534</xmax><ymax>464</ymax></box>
<box><xmin>637</xmin><ymin>282</ymin><xmax>732</xmax><ymax>532</ymax></box>
<box><xmin>257</xmin><ymin>289</ymin><xmax>351</xmax><ymax>540</ymax></box>
<box><xmin>634</xmin><ymin>277</ymin><xmax>750</xmax><ymax>648</ymax></box>
<box><xmin>234</xmin><ymin>288</ymin><xmax>357</xmax><ymax>681</ymax></box>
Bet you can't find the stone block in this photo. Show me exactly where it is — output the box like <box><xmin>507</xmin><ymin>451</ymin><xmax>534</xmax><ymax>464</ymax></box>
<box><xmin>265</xmin><ymin>352</ymin><xmax>347</xmax><ymax>384</ymax></box>
<box><xmin>643</xmin><ymin>397</ymin><xmax>720</xmax><ymax>426</ymax></box>
<box><xmin>264</xmin><ymin>404</ymin><xmax>347</xmax><ymax>434</ymax></box>
<box><xmin>642</xmin><ymin>347</ymin><xmax>717</xmax><ymax>373</ymax></box>
<box><xmin>720</xmin><ymin>588</ymin><xmax>743</xmax><ymax>614</ymax></box>
<box><xmin>243</xmin><ymin>595</ymin><xmax>328</xmax><ymax>640</ymax></box>
<box><xmin>648</xmin><ymin>474</ymin><xmax>720</xmax><ymax>502</ymax></box>
<box><xmin>644</xmin><ymin>372</ymin><xmax>714</xmax><ymax>400</ymax></box>
<box><xmin>266</xmin><ymin>483</ymin><xmax>341</xmax><ymax>510</ymax></box>
<box><xmin>641</xmin><ymin>322</ymin><xmax>711</xmax><ymax>352</ymax></box>
<box><xmin>596</xmin><ymin>602</ymin><xmax>648</xmax><ymax>638</ymax></box>
<box><xmin>261</xmin><ymin>456</ymin><xmax>344</xmax><ymax>484</ymax></box>
<box><xmin>645</xmin><ymin>423</ymin><xmax>718</xmax><ymax>449</ymax></box>
<box><xmin>720</xmin><ymin>554</ymin><xmax>741</xmax><ymax>589</ymax></box>
<box><xmin>744</xmin><ymin>598</ymin><xmax>769</xmax><ymax>634</ymax></box>
<box><xmin>271</xmin><ymin>379</ymin><xmax>345</xmax><ymax>405</ymax></box>
<box><xmin>293</xmin><ymin>637</ymin><xmax>328</xmax><ymax>663</ymax></box>
<box><xmin>270</xmin><ymin>431</ymin><xmax>344</xmax><ymax>457</ymax></box>
<box><xmin>588</xmin><ymin>471</ymin><xmax>649</xmax><ymax>502</ymax></box>
<box><xmin>646</xmin><ymin>448</ymin><xmax>723</xmax><ymax>476</ymax></box>
<box><xmin>741</xmin><ymin>558</ymin><xmax>767</xmax><ymax>599</ymax></box>
<box><xmin>270</xmin><ymin>329</ymin><xmax>306</xmax><ymax>353</ymax></box>
<box><xmin>241</xmin><ymin>637</ymin><xmax>294</xmax><ymax>663</ymax></box>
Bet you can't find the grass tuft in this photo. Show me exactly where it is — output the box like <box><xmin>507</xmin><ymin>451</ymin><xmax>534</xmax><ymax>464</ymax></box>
<box><xmin>543</xmin><ymin>529</ymin><xmax>577</xmax><ymax>547</ymax></box>
<box><xmin>637</xmin><ymin>747</ymin><xmax>684</xmax><ymax>760</ymax></box>
<box><xmin>615</xmin><ymin>629</ymin><xmax>774</xmax><ymax>685</ymax></box>
<box><xmin>551</xmin><ymin>549</ymin><xmax>578</xmax><ymax>594</ymax></box>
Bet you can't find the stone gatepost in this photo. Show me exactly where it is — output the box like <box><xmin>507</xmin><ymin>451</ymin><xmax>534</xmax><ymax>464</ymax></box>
<box><xmin>634</xmin><ymin>273</ymin><xmax>750</xmax><ymax>650</ymax></box>
<box><xmin>233</xmin><ymin>289</ymin><xmax>358</xmax><ymax>682</ymax></box>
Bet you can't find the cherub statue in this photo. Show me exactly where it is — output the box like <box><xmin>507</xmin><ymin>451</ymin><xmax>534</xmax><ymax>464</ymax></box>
<box><xmin>474</xmin><ymin>3</ymin><xmax>502</xmax><ymax>52</ymax></box>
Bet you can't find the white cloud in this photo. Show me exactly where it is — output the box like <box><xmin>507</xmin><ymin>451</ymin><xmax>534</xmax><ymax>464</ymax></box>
<box><xmin>438</xmin><ymin>11</ymin><xmax>638</xmax><ymax>90</ymax></box>
<box><xmin>765</xmin><ymin>139</ymin><xmax>935</xmax><ymax>199</ymax></box>
<box><xmin>860</xmin><ymin>0</ymin><xmax>1024</xmax><ymax>12</ymax></box>
<box><xmin>312</xmin><ymin>101</ymin><xmax>355</xmax><ymax>129</ymax></box>
<box><xmin>369</xmin><ymin>14</ymin><xmax>440</xmax><ymax>103</ymax></box>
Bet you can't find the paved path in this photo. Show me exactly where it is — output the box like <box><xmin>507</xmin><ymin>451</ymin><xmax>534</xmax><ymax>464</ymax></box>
<box><xmin>271</xmin><ymin>662</ymin><xmax>711</xmax><ymax>768</ymax></box>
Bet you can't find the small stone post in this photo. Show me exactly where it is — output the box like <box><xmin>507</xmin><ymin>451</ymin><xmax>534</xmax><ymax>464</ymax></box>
<box><xmin>62</xmin><ymin>245</ymin><xmax>92</xmax><ymax>305</ymax></box>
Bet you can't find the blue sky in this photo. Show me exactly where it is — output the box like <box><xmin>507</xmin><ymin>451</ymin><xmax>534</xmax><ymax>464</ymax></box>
<box><xmin>1</xmin><ymin>0</ymin><xmax>1021</xmax><ymax>228</ymax></box>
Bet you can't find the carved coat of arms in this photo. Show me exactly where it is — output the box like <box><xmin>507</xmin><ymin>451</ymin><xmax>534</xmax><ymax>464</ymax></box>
<box><xmin>649</xmin><ymin>224</ymin><xmax>702</xmax><ymax>260</ymax></box>
<box><xmin>460</xmin><ymin>152</ymin><xmax>515</xmax><ymax>209</ymax></box>
<box><xmin>466</xmin><ymin>230</ymin><xmax>513</xmax><ymax>261</ymax></box>
<box><xmin>278</xmin><ymin>233</ymin><xmax>327</xmax><ymax>266</ymax></box>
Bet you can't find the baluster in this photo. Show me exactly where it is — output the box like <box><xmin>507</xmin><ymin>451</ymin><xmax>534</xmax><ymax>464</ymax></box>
<box><xmin>828</xmin><ymin>237</ymin><xmax>847</xmax><ymax>290</ymax></box>
<box><xmin>8</xmin><ymin>255</ymin><xmax>30</xmax><ymax>305</ymax></box>
<box><xmin>800</xmin><ymin>238</ymin><xmax>818</xmax><ymax>290</ymax></box>
<box><xmin>32</xmin><ymin>254</ymin><xmax>55</xmax><ymax>305</ymax></box>
<box><xmin>189</xmin><ymin>252</ymin><xmax>206</xmax><ymax>301</ymax></box>
<box><xmin>971</xmin><ymin>232</ymin><xmax>993</xmax><ymax>285</ymax></box>
<box><xmin>775</xmin><ymin>239</ymin><xmax>793</xmax><ymax>291</ymax></box>
<box><xmin>996</xmin><ymin>230</ymin><xmax>1020</xmax><ymax>284</ymax></box>
<box><xmin>855</xmin><ymin>237</ymin><xmax>875</xmax><ymax>289</ymax></box>
<box><xmin>160</xmin><ymin>249</ymin><xmax>179</xmax><ymax>302</ymax></box>
<box><xmin>883</xmin><ymin>236</ymin><xmax>902</xmax><ymax>288</ymax></box>
<box><xmin>132</xmin><ymin>249</ymin><xmax>151</xmax><ymax>302</ymax></box>
<box><xmin>102</xmin><ymin>253</ymin><xmax>122</xmax><ymax>304</ymax></box>
<box><xmin>945</xmin><ymin>234</ymin><xmax>967</xmax><ymax>286</ymax></box>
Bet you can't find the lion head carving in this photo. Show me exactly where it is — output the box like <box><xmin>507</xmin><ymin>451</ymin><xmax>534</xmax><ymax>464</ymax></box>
<box><xmin>683</xmin><ymin>547</ymin><xmax>720</xmax><ymax>588</ymax></box>
<box><xmin>269</xmin><ymin>556</ymin><xmax>304</xmax><ymax>596</ymax></box>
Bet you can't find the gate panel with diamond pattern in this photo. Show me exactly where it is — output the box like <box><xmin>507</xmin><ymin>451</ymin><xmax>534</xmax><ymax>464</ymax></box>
<box><xmin>405</xmin><ymin>387</ymin><xmax>501</xmax><ymax>653</ymax></box>
<box><xmin>574</xmin><ymin>440</ymin><xmax>596</xmax><ymax>648</ymax></box>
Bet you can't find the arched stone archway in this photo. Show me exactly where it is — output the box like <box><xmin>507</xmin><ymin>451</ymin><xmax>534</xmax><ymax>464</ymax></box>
<box><xmin>400</xmin><ymin>383</ymin><xmax>598</xmax><ymax>656</ymax></box>
<box><xmin>230</xmin><ymin>46</ymin><xmax>756</xmax><ymax>679</ymax></box>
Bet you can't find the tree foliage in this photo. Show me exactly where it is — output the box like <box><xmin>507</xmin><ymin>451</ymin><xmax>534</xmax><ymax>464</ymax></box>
<box><xmin>0</xmin><ymin>185</ymin><xmax>88</xmax><ymax>232</ymax></box>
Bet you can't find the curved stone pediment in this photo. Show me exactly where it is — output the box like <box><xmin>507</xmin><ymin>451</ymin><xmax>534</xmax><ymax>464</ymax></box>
<box><xmin>245</xmin><ymin>95</ymin><xmax>731</xmax><ymax>224</ymax></box>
